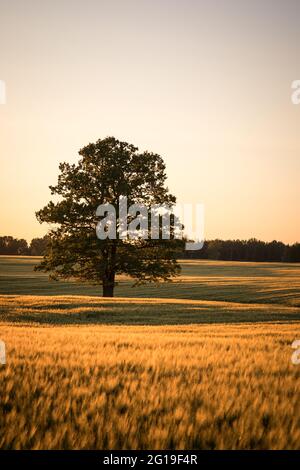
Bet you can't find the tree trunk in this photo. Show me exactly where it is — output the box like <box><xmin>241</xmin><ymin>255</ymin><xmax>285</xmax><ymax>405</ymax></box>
<box><xmin>102</xmin><ymin>279</ymin><xmax>115</xmax><ymax>297</ymax></box>
<box><xmin>102</xmin><ymin>242</ymin><xmax>116</xmax><ymax>297</ymax></box>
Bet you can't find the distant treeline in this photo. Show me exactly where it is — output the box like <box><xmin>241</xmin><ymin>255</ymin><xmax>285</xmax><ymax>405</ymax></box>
<box><xmin>181</xmin><ymin>238</ymin><xmax>300</xmax><ymax>262</ymax></box>
<box><xmin>0</xmin><ymin>235</ymin><xmax>49</xmax><ymax>256</ymax></box>
<box><xmin>1</xmin><ymin>235</ymin><xmax>300</xmax><ymax>262</ymax></box>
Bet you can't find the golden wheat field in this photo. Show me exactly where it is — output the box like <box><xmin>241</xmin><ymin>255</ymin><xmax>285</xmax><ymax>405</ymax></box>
<box><xmin>1</xmin><ymin>319</ymin><xmax>300</xmax><ymax>449</ymax></box>
<box><xmin>0</xmin><ymin>258</ymin><xmax>300</xmax><ymax>449</ymax></box>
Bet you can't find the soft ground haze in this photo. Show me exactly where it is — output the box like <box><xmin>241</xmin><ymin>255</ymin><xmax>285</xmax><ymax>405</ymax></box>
<box><xmin>0</xmin><ymin>0</ymin><xmax>299</xmax><ymax>243</ymax></box>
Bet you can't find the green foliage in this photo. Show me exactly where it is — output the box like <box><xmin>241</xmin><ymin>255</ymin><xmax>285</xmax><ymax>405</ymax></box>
<box><xmin>182</xmin><ymin>238</ymin><xmax>300</xmax><ymax>262</ymax></box>
<box><xmin>29</xmin><ymin>236</ymin><xmax>49</xmax><ymax>256</ymax></box>
<box><xmin>0</xmin><ymin>236</ymin><xmax>28</xmax><ymax>255</ymax></box>
<box><xmin>35</xmin><ymin>137</ymin><xmax>183</xmax><ymax>296</ymax></box>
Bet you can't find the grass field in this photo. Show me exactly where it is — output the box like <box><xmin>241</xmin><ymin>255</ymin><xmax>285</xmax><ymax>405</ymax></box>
<box><xmin>1</xmin><ymin>256</ymin><xmax>300</xmax><ymax>306</ymax></box>
<box><xmin>0</xmin><ymin>256</ymin><xmax>300</xmax><ymax>449</ymax></box>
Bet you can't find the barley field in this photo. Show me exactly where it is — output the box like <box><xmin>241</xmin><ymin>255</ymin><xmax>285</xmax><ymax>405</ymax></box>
<box><xmin>0</xmin><ymin>257</ymin><xmax>300</xmax><ymax>449</ymax></box>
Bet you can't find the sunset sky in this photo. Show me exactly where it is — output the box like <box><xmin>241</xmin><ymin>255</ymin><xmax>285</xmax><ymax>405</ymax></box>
<box><xmin>0</xmin><ymin>0</ymin><xmax>299</xmax><ymax>243</ymax></box>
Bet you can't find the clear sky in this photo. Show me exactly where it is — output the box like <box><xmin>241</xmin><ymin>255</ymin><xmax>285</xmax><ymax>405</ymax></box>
<box><xmin>0</xmin><ymin>0</ymin><xmax>299</xmax><ymax>243</ymax></box>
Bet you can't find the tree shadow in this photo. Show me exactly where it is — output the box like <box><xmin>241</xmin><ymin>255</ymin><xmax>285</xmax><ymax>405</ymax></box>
<box><xmin>1</xmin><ymin>299</ymin><xmax>300</xmax><ymax>325</ymax></box>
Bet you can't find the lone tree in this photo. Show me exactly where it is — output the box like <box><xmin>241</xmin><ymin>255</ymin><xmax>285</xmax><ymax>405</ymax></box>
<box><xmin>36</xmin><ymin>137</ymin><xmax>183</xmax><ymax>296</ymax></box>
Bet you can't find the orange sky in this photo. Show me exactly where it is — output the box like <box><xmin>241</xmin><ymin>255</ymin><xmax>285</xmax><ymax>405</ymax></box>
<box><xmin>0</xmin><ymin>0</ymin><xmax>299</xmax><ymax>243</ymax></box>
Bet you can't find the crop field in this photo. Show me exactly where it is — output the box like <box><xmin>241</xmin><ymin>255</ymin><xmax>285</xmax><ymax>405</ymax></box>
<box><xmin>0</xmin><ymin>257</ymin><xmax>300</xmax><ymax>449</ymax></box>
<box><xmin>1</xmin><ymin>256</ymin><xmax>300</xmax><ymax>306</ymax></box>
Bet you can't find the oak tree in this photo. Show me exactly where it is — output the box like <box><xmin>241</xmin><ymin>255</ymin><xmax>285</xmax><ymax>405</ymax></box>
<box><xmin>36</xmin><ymin>137</ymin><xmax>183</xmax><ymax>296</ymax></box>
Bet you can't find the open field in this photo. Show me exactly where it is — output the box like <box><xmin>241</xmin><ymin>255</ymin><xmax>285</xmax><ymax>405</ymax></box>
<box><xmin>1</xmin><ymin>295</ymin><xmax>300</xmax><ymax>325</ymax></box>
<box><xmin>1</xmin><ymin>322</ymin><xmax>300</xmax><ymax>449</ymax></box>
<box><xmin>0</xmin><ymin>257</ymin><xmax>300</xmax><ymax>449</ymax></box>
<box><xmin>1</xmin><ymin>256</ymin><xmax>300</xmax><ymax>306</ymax></box>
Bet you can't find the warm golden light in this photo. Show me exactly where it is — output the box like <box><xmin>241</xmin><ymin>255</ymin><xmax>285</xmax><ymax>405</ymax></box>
<box><xmin>0</xmin><ymin>0</ymin><xmax>299</xmax><ymax>243</ymax></box>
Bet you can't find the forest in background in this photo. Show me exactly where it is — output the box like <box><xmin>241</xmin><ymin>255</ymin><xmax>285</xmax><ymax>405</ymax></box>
<box><xmin>1</xmin><ymin>235</ymin><xmax>300</xmax><ymax>262</ymax></box>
